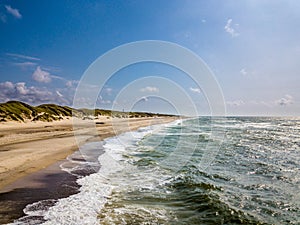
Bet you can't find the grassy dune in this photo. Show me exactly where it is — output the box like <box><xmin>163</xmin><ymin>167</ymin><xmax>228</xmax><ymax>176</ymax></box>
<box><xmin>0</xmin><ymin>101</ymin><xmax>175</xmax><ymax>122</ymax></box>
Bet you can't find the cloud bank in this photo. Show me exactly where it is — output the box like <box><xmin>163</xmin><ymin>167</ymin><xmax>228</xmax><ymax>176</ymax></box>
<box><xmin>0</xmin><ymin>81</ymin><xmax>71</xmax><ymax>105</ymax></box>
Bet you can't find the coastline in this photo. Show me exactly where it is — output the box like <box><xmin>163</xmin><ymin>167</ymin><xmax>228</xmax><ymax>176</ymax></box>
<box><xmin>0</xmin><ymin>160</ymin><xmax>80</xmax><ymax>224</ymax></box>
<box><xmin>0</xmin><ymin>116</ymin><xmax>178</xmax><ymax>224</ymax></box>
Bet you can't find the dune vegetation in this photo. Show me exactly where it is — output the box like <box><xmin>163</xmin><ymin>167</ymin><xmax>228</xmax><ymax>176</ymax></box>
<box><xmin>0</xmin><ymin>101</ymin><xmax>175</xmax><ymax>122</ymax></box>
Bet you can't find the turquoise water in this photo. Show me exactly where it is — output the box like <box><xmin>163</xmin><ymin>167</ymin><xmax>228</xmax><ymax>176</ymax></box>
<box><xmin>95</xmin><ymin>117</ymin><xmax>300</xmax><ymax>224</ymax></box>
<box><xmin>13</xmin><ymin>117</ymin><xmax>300</xmax><ymax>224</ymax></box>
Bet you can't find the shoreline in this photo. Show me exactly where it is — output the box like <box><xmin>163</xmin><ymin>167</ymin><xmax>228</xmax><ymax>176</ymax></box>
<box><xmin>0</xmin><ymin>116</ymin><xmax>178</xmax><ymax>224</ymax></box>
<box><xmin>0</xmin><ymin>160</ymin><xmax>80</xmax><ymax>224</ymax></box>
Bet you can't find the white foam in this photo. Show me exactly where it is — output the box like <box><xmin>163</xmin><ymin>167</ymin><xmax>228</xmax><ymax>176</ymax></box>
<box><xmin>9</xmin><ymin>120</ymin><xmax>176</xmax><ymax>225</ymax></box>
<box><xmin>212</xmin><ymin>122</ymin><xmax>275</xmax><ymax>129</ymax></box>
<box><xmin>23</xmin><ymin>200</ymin><xmax>58</xmax><ymax>217</ymax></box>
<box><xmin>42</xmin><ymin>173</ymin><xmax>113</xmax><ymax>225</ymax></box>
<box><xmin>38</xmin><ymin>122</ymin><xmax>168</xmax><ymax>224</ymax></box>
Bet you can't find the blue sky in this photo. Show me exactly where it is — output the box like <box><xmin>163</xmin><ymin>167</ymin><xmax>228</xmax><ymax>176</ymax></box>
<box><xmin>0</xmin><ymin>0</ymin><xmax>299</xmax><ymax>116</ymax></box>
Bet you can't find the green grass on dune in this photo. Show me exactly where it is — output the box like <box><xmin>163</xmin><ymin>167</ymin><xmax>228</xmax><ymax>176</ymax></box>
<box><xmin>0</xmin><ymin>101</ymin><xmax>34</xmax><ymax>122</ymax></box>
<box><xmin>0</xmin><ymin>101</ymin><xmax>72</xmax><ymax>122</ymax></box>
<box><xmin>0</xmin><ymin>101</ymin><xmax>177</xmax><ymax>122</ymax></box>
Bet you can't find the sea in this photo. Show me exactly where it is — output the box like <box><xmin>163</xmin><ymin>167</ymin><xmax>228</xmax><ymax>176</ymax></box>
<box><xmin>10</xmin><ymin>117</ymin><xmax>300</xmax><ymax>225</ymax></box>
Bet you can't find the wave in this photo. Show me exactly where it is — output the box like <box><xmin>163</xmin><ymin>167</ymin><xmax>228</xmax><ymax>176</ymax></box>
<box><xmin>10</xmin><ymin>117</ymin><xmax>300</xmax><ymax>224</ymax></box>
<box><xmin>11</xmin><ymin>121</ymin><xmax>172</xmax><ymax>225</ymax></box>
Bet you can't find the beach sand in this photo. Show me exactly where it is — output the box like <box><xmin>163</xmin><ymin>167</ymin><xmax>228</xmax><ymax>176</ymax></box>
<box><xmin>0</xmin><ymin>116</ymin><xmax>177</xmax><ymax>223</ymax></box>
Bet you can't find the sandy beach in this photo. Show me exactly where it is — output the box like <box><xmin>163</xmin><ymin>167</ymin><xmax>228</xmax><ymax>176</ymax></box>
<box><xmin>0</xmin><ymin>116</ymin><xmax>177</xmax><ymax>191</ymax></box>
<box><xmin>0</xmin><ymin>116</ymin><xmax>178</xmax><ymax>223</ymax></box>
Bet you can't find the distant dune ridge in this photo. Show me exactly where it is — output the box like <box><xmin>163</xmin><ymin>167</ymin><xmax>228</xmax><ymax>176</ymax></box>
<box><xmin>0</xmin><ymin>101</ymin><xmax>178</xmax><ymax>196</ymax></box>
<box><xmin>0</xmin><ymin>101</ymin><xmax>174</xmax><ymax>123</ymax></box>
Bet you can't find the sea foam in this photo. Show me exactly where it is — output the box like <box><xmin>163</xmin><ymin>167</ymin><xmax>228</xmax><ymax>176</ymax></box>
<box><xmin>28</xmin><ymin>122</ymin><xmax>168</xmax><ymax>224</ymax></box>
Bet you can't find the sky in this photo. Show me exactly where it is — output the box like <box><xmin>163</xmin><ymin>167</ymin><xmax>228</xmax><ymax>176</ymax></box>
<box><xmin>0</xmin><ymin>0</ymin><xmax>299</xmax><ymax>116</ymax></box>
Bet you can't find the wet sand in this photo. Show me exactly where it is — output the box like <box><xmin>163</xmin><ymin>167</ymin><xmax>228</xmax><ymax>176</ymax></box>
<box><xmin>0</xmin><ymin>161</ymin><xmax>80</xmax><ymax>224</ymax></box>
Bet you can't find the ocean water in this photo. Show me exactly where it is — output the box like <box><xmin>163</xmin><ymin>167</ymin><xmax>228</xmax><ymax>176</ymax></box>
<box><xmin>11</xmin><ymin>117</ymin><xmax>300</xmax><ymax>225</ymax></box>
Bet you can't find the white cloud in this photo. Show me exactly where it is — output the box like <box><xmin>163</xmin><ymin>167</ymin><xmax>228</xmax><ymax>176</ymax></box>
<box><xmin>140</xmin><ymin>86</ymin><xmax>159</xmax><ymax>93</ymax></box>
<box><xmin>13</xmin><ymin>61</ymin><xmax>37</xmax><ymax>68</ymax></box>
<box><xmin>227</xmin><ymin>100</ymin><xmax>245</xmax><ymax>107</ymax></box>
<box><xmin>224</xmin><ymin>19</ymin><xmax>239</xmax><ymax>37</ymax></box>
<box><xmin>66</xmin><ymin>81</ymin><xmax>73</xmax><ymax>87</ymax></box>
<box><xmin>32</xmin><ymin>66</ymin><xmax>52</xmax><ymax>83</ymax></box>
<box><xmin>1</xmin><ymin>81</ymin><xmax>14</xmax><ymax>89</ymax></box>
<box><xmin>42</xmin><ymin>66</ymin><xmax>61</xmax><ymax>73</ymax></box>
<box><xmin>0</xmin><ymin>82</ymin><xmax>15</xmax><ymax>102</ymax></box>
<box><xmin>50</xmin><ymin>74</ymin><xmax>65</xmax><ymax>81</ymax></box>
<box><xmin>227</xmin><ymin>97</ymin><xmax>295</xmax><ymax>108</ymax></box>
<box><xmin>6</xmin><ymin>53</ymin><xmax>40</xmax><ymax>61</ymax></box>
<box><xmin>249</xmin><ymin>100</ymin><xmax>272</xmax><ymax>107</ymax></box>
<box><xmin>104</xmin><ymin>87</ymin><xmax>113</xmax><ymax>94</ymax></box>
<box><xmin>97</xmin><ymin>99</ymin><xmax>111</xmax><ymax>104</ymax></box>
<box><xmin>240</xmin><ymin>68</ymin><xmax>247</xmax><ymax>76</ymax></box>
<box><xmin>15</xmin><ymin>82</ymin><xmax>29</xmax><ymax>95</ymax></box>
<box><xmin>190</xmin><ymin>87</ymin><xmax>201</xmax><ymax>94</ymax></box>
<box><xmin>201</xmin><ymin>19</ymin><xmax>206</xmax><ymax>23</ymax></box>
<box><xmin>102</xmin><ymin>100</ymin><xmax>111</xmax><ymax>104</ymax></box>
<box><xmin>66</xmin><ymin>80</ymin><xmax>79</xmax><ymax>88</ymax></box>
<box><xmin>56</xmin><ymin>90</ymin><xmax>63</xmax><ymax>97</ymax></box>
<box><xmin>96</xmin><ymin>96</ymin><xmax>111</xmax><ymax>105</ymax></box>
<box><xmin>0</xmin><ymin>81</ymin><xmax>72</xmax><ymax>105</ymax></box>
<box><xmin>5</xmin><ymin>5</ymin><xmax>22</xmax><ymax>19</ymax></box>
<box><xmin>275</xmin><ymin>94</ymin><xmax>294</xmax><ymax>106</ymax></box>
<box><xmin>141</xmin><ymin>96</ymin><xmax>148</xmax><ymax>102</ymax></box>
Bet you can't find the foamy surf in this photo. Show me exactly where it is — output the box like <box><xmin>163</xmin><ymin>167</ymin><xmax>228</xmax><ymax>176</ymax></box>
<box><xmin>10</xmin><ymin>121</ymin><xmax>172</xmax><ymax>225</ymax></box>
<box><xmin>9</xmin><ymin>117</ymin><xmax>300</xmax><ymax>224</ymax></box>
